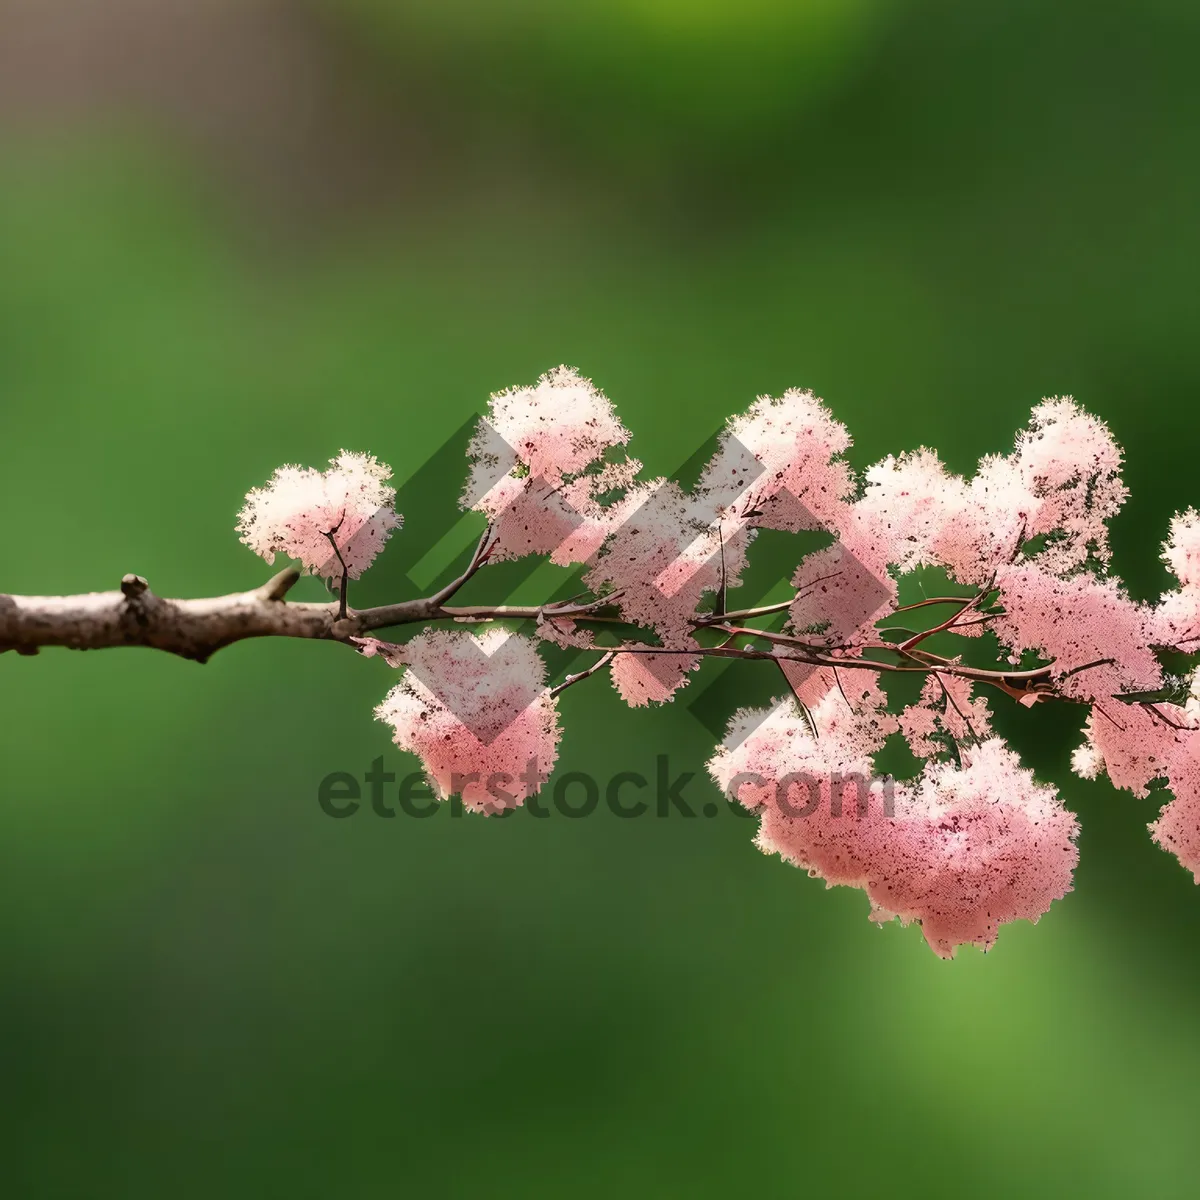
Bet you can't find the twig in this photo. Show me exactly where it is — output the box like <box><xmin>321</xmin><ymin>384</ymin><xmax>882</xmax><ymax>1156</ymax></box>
<box><xmin>428</xmin><ymin>523</ymin><xmax>496</xmax><ymax>607</ymax></box>
<box><xmin>322</xmin><ymin>528</ymin><xmax>350</xmax><ymax>621</ymax></box>
<box><xmin>550</xmin><ymin>651</ymin><xmax>616</xmax><ymax>698</ymax></box>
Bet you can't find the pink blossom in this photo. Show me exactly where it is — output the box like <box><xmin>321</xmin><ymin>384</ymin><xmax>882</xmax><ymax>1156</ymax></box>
<box><xmin>464</xmin><ymin>365</ymin><xmax>631</xmax><ymax>485</ymax></box>
<box><xmin>605</xmin><ymin>390</ymin><xmax>855</xmax><ymax>649</ymax></box>
<box><xmin>1067</xmin><ymin>669</ymin><xmax>1200</xmax><ymax>882</ymax></box>
<box><xmin>851</xmin><ymin>399</ymin><xmax>1125</xmax><ymax>587</ymax></box>
<box><xmin>856</xmin><ymin>449</ymin><xmax>964</xmax><ymax>574</ymax></box>
<box><xmin>585</xmin><ymin>479</ymin><xmax>745</xmax><ymax>642</ymax></box>
<box><xmin>1162</xmin><ymin>509</ymin><xmax>1200</xmax><ymax>588</ymax></box>
<box><xmin>1070</xmin><ymin>740</ymin><xmax>1105</xmax><ymax>781</ymax></box>
<box><xmin>900</xmin><ymin>674</ymin><xmax>993</xmax><ymax>760</ymax></box>
<box><xmin>231</xmin><ymin>378</ymin><xmax>1196</xmax><ymax>949</ymax></box>
<box><xmin>1012</xmin><ymin>397</ymin><xmax>1127</xmax><ymax>574</ymax></box>
<box><xmin>708</xmin><ymin>696</ymin><xmax>874</xmax><ymax>817</ymax></box>
<box><xmin>809</xmin><ymin>671</ymin><xmax>899</xmax><ymax>758</ymax></box>
<box><xmin>461</xmin><ymin>367</ymin><xmax>638</xmax><ymax>565</ymax></box>
<box><xmin>375</xmin><ymin>630</ymin><xmax>561</xmax><ymax>813</ymax></box>
<box><xmin>992</xmin><ymin>563</ymin><xmax>1162</xmax><ymax>701</ymax></box>
<box><xmin>1153</xmin><ymin>587</ymin><xmax>1200</xmax><ymax>652</ymax></box>
<box><xmin>711</xmin><ymin>710</ymin><xmax>1078</xmax><ymax>957</ymax></box>
<box><xmin>1153</xmin><ymin>510</ymin><xmax>1200</xmax><ymax>650</ymax></box>
<box><xmin>693</xmin><ymin>388</ymin><xmax>855</xmax><ymax>534</ymax></box>
<box><xmin>855</xmin><ymin>447</ymin><xmax>1036</xmax><ymax>588</ymax></box>
<box><xmin>592</xmin><ymin>389</ymin><xmax>857</xmax><ymax>647</ymax></box>
<box><xmin>609</xmin><ymin>651</ymin><xmax>701</xmax><ymax>706</ymax></box>
<box><xmin>1152</xmin><ymin>731</ymin><xmax>1200</xmax><ymax>883</ymax></box>
<box><xmin>1073</xmin><ymin>701</ymin><xmax>1191</xmax><ymax>798</ymax></box>
<box><xmin>787</xmin><ymin>513</ymin><xmax>897</xmax><ymax>648</ymax></box>
<box><xmin>237</xmin><ymin>451</ymin><xmax>401</xmax><ymax>582</ymax></box>
<box><xmin>866</xmin><ymin>739</ymin><xmax>1079</xmax><ymax>958</ymax></box>
<box><xmin>709</xmin><ymin>676</ymin><xmax>896</xmax><ymax>811</ymax></box>
<box><xmin>931</xmin><ymin>456</ymin><xmax>1038</xmax><ymax>586</ymax></box>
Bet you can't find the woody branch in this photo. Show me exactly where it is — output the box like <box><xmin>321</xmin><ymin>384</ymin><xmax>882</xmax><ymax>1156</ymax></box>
<box><xmin>0</xmin><ymin>562</ymin><xmax>1095</xmax><ymax>715</ymax></box>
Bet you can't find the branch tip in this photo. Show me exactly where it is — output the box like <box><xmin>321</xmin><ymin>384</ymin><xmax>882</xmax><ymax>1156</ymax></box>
<box><xmin>261</xmin><ymin>567</ymin><xmax>302</xmax><ymax>601</ymax></box>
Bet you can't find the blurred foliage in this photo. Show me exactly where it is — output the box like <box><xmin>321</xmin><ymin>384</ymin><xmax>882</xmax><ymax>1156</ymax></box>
<box><xmin>326</xmin><ymin>0</ymin><xmax>891</xmax><ymax>153</ymax></box>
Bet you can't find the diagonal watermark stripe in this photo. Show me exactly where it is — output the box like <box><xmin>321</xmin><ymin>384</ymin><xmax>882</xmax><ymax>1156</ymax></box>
<box><xmin>404</xmin><ymin>631</ymin><xmax>548</xmax><ymax>746</ymax></box>
<box><xmin>359</xmin><ymin>415</ymin><xmax>894</xmax><ymax>750</ymax></box>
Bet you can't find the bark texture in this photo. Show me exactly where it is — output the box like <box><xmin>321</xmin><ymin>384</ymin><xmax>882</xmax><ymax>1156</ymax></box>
<box><xmin>0</xmin><ymin>570</ymin><xmax>430</xmax><ymax>662</ymax></box>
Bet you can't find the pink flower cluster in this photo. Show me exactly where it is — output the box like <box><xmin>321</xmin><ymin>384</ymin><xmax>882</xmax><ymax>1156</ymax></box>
<box><xmin>374</xmin><ymin>629</ymin><xmax>561</xmax><ymax>813</ymax></box>
<box><xmin>709</xmin><ymin>690</ymin><xmax>1078</xmax><ymax>959</ymax></box>
<box><xmin>237</xmin><ymin>451</ymin><xmax>402</xmax><ymax>582</ymax></box>
<box><xmin>238</xmin><ymin>368</ymin><xmax>1200</xmax><ymax>956</ymax></box>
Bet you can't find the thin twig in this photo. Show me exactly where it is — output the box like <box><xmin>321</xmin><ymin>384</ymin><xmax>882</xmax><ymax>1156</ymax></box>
<box><xmin>550</xmin><ymin>651</ymin><xmax>616</xmax><ymax>698</ymax></box>
<box><xmin>694</xmin><ymin>599</ymin><xmax>793</xmax><ymax>626</ymax></box>
<box><xmin>715</xmin><ymin>527</ymin><xmax>727</xmax><ymax>618</ymax></box>
<box><xmin>429</xmin><ymin>523</ymin><xmax>496</xmax><ymax>607</ymax></box>
<box><xmin>898</xmin><ymin>584</ymin><xmax>991</xmax><ymax>653</ymax></box>
<box><xmin>323</xmin><ymin>529</ymin><xmax>350</xmax><ymax>621</ymax></box>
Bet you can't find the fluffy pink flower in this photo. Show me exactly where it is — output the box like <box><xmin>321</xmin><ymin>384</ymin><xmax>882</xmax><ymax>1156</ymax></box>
<box><xmin>693</xmin><ymin>388</ymin><xmax>856</xmax><ymax>534</ymax></box>
<box><xmin>1068</xmin><ymin>666</ymin><xmax>1200</xmax><ymax>880</ymax></box>
<box><xmin>708</xmin><ymin>676</ymin><xmax>896</xmax><ymax>813</ymax></box>
<box><xmin>787</xmin><ymin>511</ymin><xmax>897</xmax><ymax>648</ymax></box>
<box><xmin>786</xmin><ymin>443</ymin><xmax>1029</xmax><ymax>644</ymax></box>
<box><xmin>1073</xmin><ymin>701</ymin><xmax>1191</xmax><ymax>798</ymax></box>
<box><xmin>1153</xmin><ymin>510</ymin><xmax>1200</xmax><ymax>650</ymax></box>
<box><xmin>461</xmin><ymin>367</ymin><xmax>638</xmax><ymax>564</ymax></box>
<box><xmin>852</xmin><ymin>447</ymin><xmax>1030</xmax><ymax>586</ymax></box>
<box><xmin>862</xmin><ymin>449</ymin><xmax>1033</xmax><ymax>589</ymax></box>
<box><xmin>856</xmin><ymin>449</ymin><xmax>964</xmax><ymax>574</ymax></box>
<box><xmin>465</xmin><ymin>365</ymin><xmax>631</xmax><ymax>485</ymax></box>
<box><xmin>710</xmin><ymin>710</ymin><xmax>1078</xmax><ymax>958</ymax></box>
<box><xmin>900</xmin><ymin>674</ymin><xmax>993</xmax><ymax>760</ymax></box>
<box><xmin>1152</xmin><ymin>731</ymin><xmax>1200</xmax><ymax>883</ymax></box>
<box><xmin>1013</xmin><ymin>397</ymin><xmax>1127</xmax><ymax>573</ymax></box>
<box><xmin>585</xmin><ymin>479</ymin><xmax>748</xmax><ymax>642</ymax></box>
<box><xmin>931</xmin><ymin>455</ymin><xmax>1038</xmax><ymax>586</ymax></box>
<box><xmin>867</xmin><ymin>739</ymin><xmax>1079</xmax><ymax>958</ymax></box>
<box><xmin>992</xmin><ymin>562</ymin><xmax>1162</xmax><ymax>701</ymax></box>
<box><xmin>1154</xmin><ymin>587</ymin><xmax>1200</xmax><ymax>652</ymax></box>
<box><xmin>609</xmin><ymin>651</ymin><xmax>701</xmax><ymax>707</ymax></box>
<box><xmin>851</xmin><ymin>399</ymin><xmax>1124</xmax><ymax>587</ymax></box>
<box><xmin>587</xmin><ymin>389</ymin><xmax>858</xmax><ymax>652</ymax></box>
<box><xmin>375</xmin><ymin>629</ymin><xmax>561</xmax><ymax>813</ymax></box>
<box><xmin>809</xmin><ymin>671</ymin><xmax>898</xmax><ymax>758</ymax></box>
<box><xmin>237</xmin><ymin>451</ymin><xmax>401</xmax><ymax>581</ymax></box>
<box><xmin>1162</xmin><ymin>509</ymin><xmax>1200</xmax><ymax>588</ymax></box>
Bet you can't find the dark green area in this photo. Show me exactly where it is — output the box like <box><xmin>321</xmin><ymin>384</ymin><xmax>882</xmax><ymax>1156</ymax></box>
<box><xmin>3</xmin><ymin>2</ymin><xmax>1200</xmax><ymax>1195</ymax></box>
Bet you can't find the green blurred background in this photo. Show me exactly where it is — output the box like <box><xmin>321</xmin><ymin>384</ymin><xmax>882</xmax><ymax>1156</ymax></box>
<box><xmin>3</xmin><ymin>1</ymin><xmax>1200</xmax><ymax>1195</ymax></box>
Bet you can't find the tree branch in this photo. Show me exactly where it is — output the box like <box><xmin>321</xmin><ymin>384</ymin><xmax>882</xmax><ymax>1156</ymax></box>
<box><xmin>0</xmin><ymin>570</ymin><xmax>339</xmax><ymax>662</ymax></box>
<box><xmin>0</xmin><ymin>567</ymin><xmax>1065</xmax><ymax>713</ymax></box>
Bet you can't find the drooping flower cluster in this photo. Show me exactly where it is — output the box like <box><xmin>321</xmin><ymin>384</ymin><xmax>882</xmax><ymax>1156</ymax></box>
<box><xmin>373</xmin><ymin>629</ymin><xmax>562</xmax><ymax>813</ymax></box>
<box><xmin>237</xmin><ymin>367</ymin><xmax>1200</xmax><ymax>956</ymax></box>
<box><xmin>709</xmin><ymin>688</ymin><xmax>1078</xmax><ymax>959</ymax></box>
